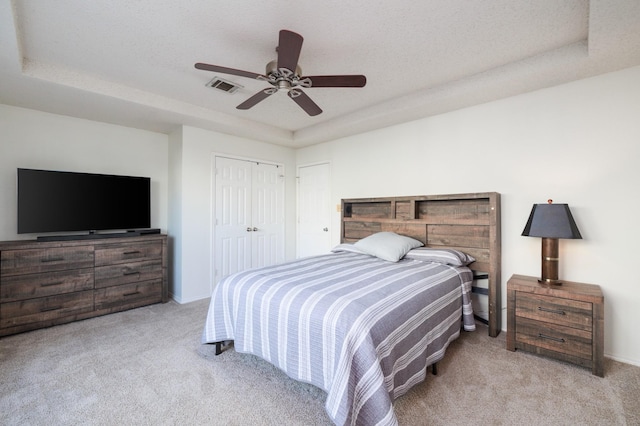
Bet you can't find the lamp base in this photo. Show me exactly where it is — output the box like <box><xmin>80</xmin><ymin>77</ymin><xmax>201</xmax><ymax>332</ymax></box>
<box><xmin>538</xmin><ymin>278</ymin><xmax>563</xmax><ymax>286</ymax></box>
<box><xmin>540</xmin><ymin>237</ymin><xmax>562</xmax><ymax>285</ymax></box>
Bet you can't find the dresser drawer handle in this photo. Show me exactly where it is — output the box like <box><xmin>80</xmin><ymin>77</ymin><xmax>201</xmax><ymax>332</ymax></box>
<box><xmin>40</xmin><ymin>281</ymin><xmax>64</xmax><ymax>287</ymax></box>
<box><xmin>123</xmin><ymin>270</ymin><xmax>141</xmax><ymax>276</ymax></box>
<box><xmin>41</xmin><ymin>257</ymin><xmax>64</xmax><ymax>263</ymax></box>
<box><xmin>40</xmin><ymin>306</ymin><xmax>62</xmax><ymax>312</ymax></box>
<box><xmin>123</xmin><ymin>291</ymin><xmax>141</xmax><ymax>297</ymax></box>
<box><xmin>538</xmin><ymin>306</ymin><xmax>566</xmax><ymax>315</ymax></box>
<box><xmin>538</xmin><ymin>333</ymin><xmax>565</xmax><ymax>343</ymax></box>
<box><xmin>123</xmin><ymin>250</ymin><xmax>141</xmax><ymax>255</ymax></box>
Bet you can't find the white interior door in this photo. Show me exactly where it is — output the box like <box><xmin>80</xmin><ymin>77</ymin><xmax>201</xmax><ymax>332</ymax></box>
<box><xmin>215</xmin><ymin>157</ymin><xmax>252</xmax><ymax>280</ymax></box>
<box><xmin>297</xmin><ymin>162</ymin><xmax>331</xmax><ymax>258</ymax></box>
<box><xmin>252</xmin><ymin>162</ymin><xmax>285</xmax><ymax>268</ymax></box>
<box><xmin>214</xmin><ymin>157</ymin><xmax>285</xmax><ymax>282</ymax></box>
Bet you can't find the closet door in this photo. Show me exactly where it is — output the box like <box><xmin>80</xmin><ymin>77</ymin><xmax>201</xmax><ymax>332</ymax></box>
<box><xmin>214</xmin><ymin>157</ymin><xmax>284</xmax><ymax>282</ymax></box>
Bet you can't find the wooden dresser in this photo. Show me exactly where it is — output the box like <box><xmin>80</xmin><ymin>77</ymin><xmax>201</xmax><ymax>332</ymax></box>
<box><xmin>506</xmin><ymin>274</ymin><xmax>604</xmax><ymax>377</ymax></box>
<box><xmin>0</xmin><ymin>234</ymin><xmax>168</xmax><ymax>337</ymax></box>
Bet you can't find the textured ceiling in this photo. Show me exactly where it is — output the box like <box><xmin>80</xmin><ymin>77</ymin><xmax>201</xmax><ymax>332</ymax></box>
<box><xmin>1</xmin><ymin>0</ymin><xmax>640</xmax><ymax>147</ymax></box>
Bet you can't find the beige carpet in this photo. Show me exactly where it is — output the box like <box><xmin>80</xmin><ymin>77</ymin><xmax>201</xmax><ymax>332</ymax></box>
<box><xmin>1</xmin><ymin>299</ymin><xmax>638</xmax><ymax>425</ymax></box>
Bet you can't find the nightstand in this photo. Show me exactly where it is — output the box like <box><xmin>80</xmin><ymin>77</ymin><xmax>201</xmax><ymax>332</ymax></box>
<box><xmin>506</xmin><ymin>274</ymin><xmax>604</xmax><ymax>377</ymax></box>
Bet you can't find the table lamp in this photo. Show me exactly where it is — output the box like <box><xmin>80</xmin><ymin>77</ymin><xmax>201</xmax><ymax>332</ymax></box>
<box><xmin>521</xmin><ymin>199</ymin><xmax>582</xmax><ymax>285</ymax></box>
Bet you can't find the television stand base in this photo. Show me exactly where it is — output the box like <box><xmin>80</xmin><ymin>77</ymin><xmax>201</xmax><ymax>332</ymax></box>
<box><xmin>36</xmin><ymin>229</ymin><xmax>159</xmax><ymax>242</ymax></box>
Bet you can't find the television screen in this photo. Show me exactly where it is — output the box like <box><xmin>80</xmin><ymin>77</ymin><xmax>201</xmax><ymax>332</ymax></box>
<box><xmin>17</xmin><ymin>168</ymin><xmax>151</xmax><ymax>234</ymax></box>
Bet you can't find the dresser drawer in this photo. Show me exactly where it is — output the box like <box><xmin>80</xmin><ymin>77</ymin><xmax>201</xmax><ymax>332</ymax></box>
<box><xmin>515</xmin><ymin>292</ymin><xmax>592</xmax><ymax>331</ymax></box>
<box><xmin>94</xmin><ymin>260</ymin><xmax>163</xmax><ymax>289</ymax></box>
<box><xmin>515</xmin><ymin>316</ymin><xmax>593</xmax><ymax>360</ymax></box>
<box><xmin>95</xmin><ymin>242</ymin><xmax>162</xmax><ymax>266</ymax></box>
<box><xmin>1</xmin><ymin>246</ymin><xmax>94</xmax><ymax>276</ymax></box>
<box><xmin>0</xmin><ymin>268</ymin><xmax>94</xmax><ymax>302</ymax></box>
<box><xmin>94</xmin><ymin>279</ymin><xmax>162</xmax><ymax>312</ymax></box>
<box><xmin>0</xmin><ymin>290</ymin><xmax>94</xmax><ymax>329</ymax></box>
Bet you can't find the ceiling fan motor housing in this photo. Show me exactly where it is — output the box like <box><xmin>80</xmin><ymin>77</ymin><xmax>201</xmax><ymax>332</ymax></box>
<box><xmin>266</xmin><ymin>60</ymin><xmax>308</xmax><ymax>91</ymax></box>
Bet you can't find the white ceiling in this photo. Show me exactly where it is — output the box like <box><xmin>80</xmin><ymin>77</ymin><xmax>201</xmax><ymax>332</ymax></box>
<box><xmin>1</xmin><ymin>0</ymin><xmax>640</xmax><ymax>147</ymax></box>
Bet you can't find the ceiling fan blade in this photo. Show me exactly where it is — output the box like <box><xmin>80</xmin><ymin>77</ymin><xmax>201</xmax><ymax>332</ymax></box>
<box><xmin>195</xmin><ymin>63</ymin><xmax>265</xmax><ymax>80</ymax></box>
<box><xmin>236</xmin><ymin>88</ymin><xmax>275</xmax><ymax>110</ymax></box>
<box><xmin>288</xmin><ymin>89</ymin><xmax>322</xmax><ymax>116</ymax></box>
<box><xmin>304</xmin><ymin>75</ymin><xmax>367</xmax><ymax>88</ymax></box>
<box><xmin>277</xmin><ymin>30</ymin><xmax>303</xmax><ymax>73</ymax></box>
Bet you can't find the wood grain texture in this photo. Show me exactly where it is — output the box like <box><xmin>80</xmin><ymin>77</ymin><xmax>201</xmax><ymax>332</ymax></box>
<box><xmin>94</xmin><ymin>279</ymin><xmax>163</xmax><ymax>313</ymax></box>
<box><xmin>95</xmin><ymin>259</ymin><xmax>163</xmax><ymax>289</ymax></box>
<box><xmin>0</xmin><ymin>268</ymin><xmax>94</xmax><ymax>302</ymax></box>
<box><xmin>1</xmin><ymin>246</ymin><xmax>94</xmax><ymax>276</ymax></box>
<box><xmin>0</xmin><ymin>290</ymin><xmax>94</xmax><ymax>329</ymax></box>
<box><xmin>94</xmin><ymin>241</ymin><xmax>162</xmax><ymax>266</ymax></box>
<box><xmin>506</xmin><ymin>274</ymin><xmax>604</xmax><ymax>377</ymax></box>
<box><xmin>0</xmin><ymin>234</ymin><xmax>168</xmax><ymax>337</ymax></box>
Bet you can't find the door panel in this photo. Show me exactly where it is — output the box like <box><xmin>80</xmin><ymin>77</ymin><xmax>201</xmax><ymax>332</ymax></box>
<box><xmin>297</xmin><ymin>163</ymin><xmax>331</xmax><ymax>258</ymax></box>
<box><xmin>252</xmin><ymin>162</ymin><xmax>285</xmax><ymax>269</ymax></box>
<box><xmin>215</xmin><ymin>157</ymin><xmax>252</xmax><ymax>280</ymax></box>
<box><xmin>214</xmin><ymin>157</ymin><xmax>284</xmax><ymax>283</ymax></box>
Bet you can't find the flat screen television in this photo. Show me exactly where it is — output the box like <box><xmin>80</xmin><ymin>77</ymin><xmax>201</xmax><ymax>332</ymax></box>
<box><xmin>17</xmin><ymin>168</ymin><xmax>151</xmax><ymax>235</ymax></box>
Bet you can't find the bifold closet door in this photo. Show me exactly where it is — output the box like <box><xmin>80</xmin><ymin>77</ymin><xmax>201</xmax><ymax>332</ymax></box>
<box><xmin>214</xmin><ymin>157</ymin><xmax>284</xmax><ymax>282</ymax></box>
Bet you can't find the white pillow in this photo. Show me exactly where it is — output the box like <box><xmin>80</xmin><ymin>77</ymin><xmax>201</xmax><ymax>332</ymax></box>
<box><xmin>354</xmin><ymin>232</ymin><xmax>424</xmax><ymax>262</ymax></box>
<box><xmin>403</xmin><ymin>247</ymin><xmax>475</xmax><ymax>266</ymax></box>
<box><xmin>331</xmin><ymin>243</ymin><xmax>367</xmax><ymax>254</ymax></box>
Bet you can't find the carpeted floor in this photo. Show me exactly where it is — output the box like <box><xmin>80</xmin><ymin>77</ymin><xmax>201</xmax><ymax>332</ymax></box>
<box><xmin>1</xmin><ymin>299</ymin><xmax>639</xmax><ymax>425</ymax></box>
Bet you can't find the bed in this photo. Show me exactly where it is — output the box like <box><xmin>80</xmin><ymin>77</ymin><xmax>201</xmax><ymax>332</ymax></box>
<box><xmin>202</xmin><ymin>192</ymin><xmax>501</xmax><ymax>425</ymax></box>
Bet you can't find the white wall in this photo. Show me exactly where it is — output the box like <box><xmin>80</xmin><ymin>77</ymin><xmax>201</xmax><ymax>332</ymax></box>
<box><xmin>296</xmin><ymin>65</ymin><xmax>640</xmax><ymax>366</ymax></box>
<box><xmin>3</xmin><ymin>65</ymin><xmax>639</xmax><ymax>366</ymax></box>
<box><xmin>169</xmin><ymin>125</ymin><xmax>296</xmax><ymax>303</ymax></box>
<box><xmin>0</xmin><ymin>105</ymin><xmax>168</xmax><ymax>241</ymax></box>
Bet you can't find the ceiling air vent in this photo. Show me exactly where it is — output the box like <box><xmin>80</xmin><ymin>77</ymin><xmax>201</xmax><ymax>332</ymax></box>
<box><xmin>205</xmin><ymin>76</ymin><xmax>243</xmax><ymax>94</ymax></box>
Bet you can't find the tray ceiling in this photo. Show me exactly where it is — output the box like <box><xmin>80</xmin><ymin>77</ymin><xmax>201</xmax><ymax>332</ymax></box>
<box><xmin>1</xmin><ymin>0</ymin><xmax>640</xmax><ymax>147</ymax></box>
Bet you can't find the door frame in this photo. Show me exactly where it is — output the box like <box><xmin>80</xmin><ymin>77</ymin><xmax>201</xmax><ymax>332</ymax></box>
<box><xmin>210</xmin><ymin>153</ymin><xmax>286</xmax><ymax>294</ymax></box>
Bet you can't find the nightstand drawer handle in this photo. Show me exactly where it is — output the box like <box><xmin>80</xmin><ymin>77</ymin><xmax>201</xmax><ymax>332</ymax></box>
<box><xmin>40</xmin><ymin>281</ymin><xmax>64</xmax><ymax>287</ymax></box>
<box><xmin>538</xmin><ymin>306</ymin><xmax>566</xmax><ymax>315</ymax></box>
<box><xmin>538</xmin><ymin>333</ymin><xmax>565</xmax><ymax>343</ymax></box>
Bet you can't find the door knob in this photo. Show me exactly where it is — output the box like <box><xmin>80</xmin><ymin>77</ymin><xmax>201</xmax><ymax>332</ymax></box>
<box><xmin>323</xmin><ymin>227</ymin><xmax>328</xmax><ymax>232</ymax></box>
<box><xmin>253</xmin><ymin>227</ymin><xmax>258</xmax><ymax>232</ymax></box>
<box><xmin>246</xmin><ymin>227</ymin><xmax>252</xmax><ymax>232</ymax></box>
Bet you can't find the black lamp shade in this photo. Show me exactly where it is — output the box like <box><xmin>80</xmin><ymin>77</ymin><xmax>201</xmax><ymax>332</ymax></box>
<box><xmin>522</xmin><ymin>203</ymin><xmax>582</xmax><ymax>239</ymax></box>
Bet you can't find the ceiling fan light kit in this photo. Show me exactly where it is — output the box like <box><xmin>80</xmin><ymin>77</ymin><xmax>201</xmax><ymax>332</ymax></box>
<box><xmin>195</xmin><ymin>29</ymin><xmax>366</xmax><ymax>116</ymax></box>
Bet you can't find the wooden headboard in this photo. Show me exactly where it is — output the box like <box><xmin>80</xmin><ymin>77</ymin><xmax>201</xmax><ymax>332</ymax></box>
<box><xmin>340</xmin><ymin>192</ymin><xmax>501</xmax><ymax>337</ymax></box>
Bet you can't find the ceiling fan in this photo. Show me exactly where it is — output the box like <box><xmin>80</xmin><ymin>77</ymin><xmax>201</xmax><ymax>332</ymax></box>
<box><xmin>195</xmin><ymin>30</ymin><xmax>366</xmax><ymax>116</ymax></box>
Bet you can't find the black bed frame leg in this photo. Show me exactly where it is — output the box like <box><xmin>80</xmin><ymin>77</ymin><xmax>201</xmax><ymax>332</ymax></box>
<box><xmin>215</xmin><ymin>341</ymin><xmax>222</xmax><ymax>355</ymax></box>
<box><xmin>431</xmin><ymin>362</ymin><xmax>438</xmax><ymax>375</ymax></box>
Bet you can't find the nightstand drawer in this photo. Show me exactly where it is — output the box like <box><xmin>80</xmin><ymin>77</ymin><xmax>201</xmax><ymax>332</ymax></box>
<box><xmin>94</xmin><ymin>260</ymin><xmax>163</xmax><ymax>289</ymax></box>
<box><xmin>0</xmin><ymin>290</ymin><xmax>94</xmax><ymax>328</ymax></box>
<box><xmin>95</xmin><ymin>242</ymin><xmax>162</xmax><ymax>266</ymax></box>
<box><xmin>516</xmin><ymin>316</ymin><xmax>593</xmax><ymax>360</ymax></box>
<box><xmin>1</xmin><ymin>246</ymin><xmax>94</xmax><ymax>276</ymax></box>
<box><xmin>0</xmin><ymin>268</ymin><xmax>94</xmax><ymax>302</ymax></box>
<box><xmin>94</xmin><ymin>279</ymin><xmax>163</xmax><ymax>312</ymax></box>
<box><xmin>507</xmin><ymin>274</ymin><xmax>604</xmax><ymax>377</ymax></box>
<box><xmin>515</xmin><ymin>292</ymin><xmax>592</xmax><ymax>330</ymax></box>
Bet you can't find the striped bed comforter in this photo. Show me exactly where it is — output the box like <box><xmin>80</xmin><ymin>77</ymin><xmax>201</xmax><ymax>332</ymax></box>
<box><xmin>202</xmin><ymin>250</ymin><xmax>475</xmax><ymax>426</ymax></box>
